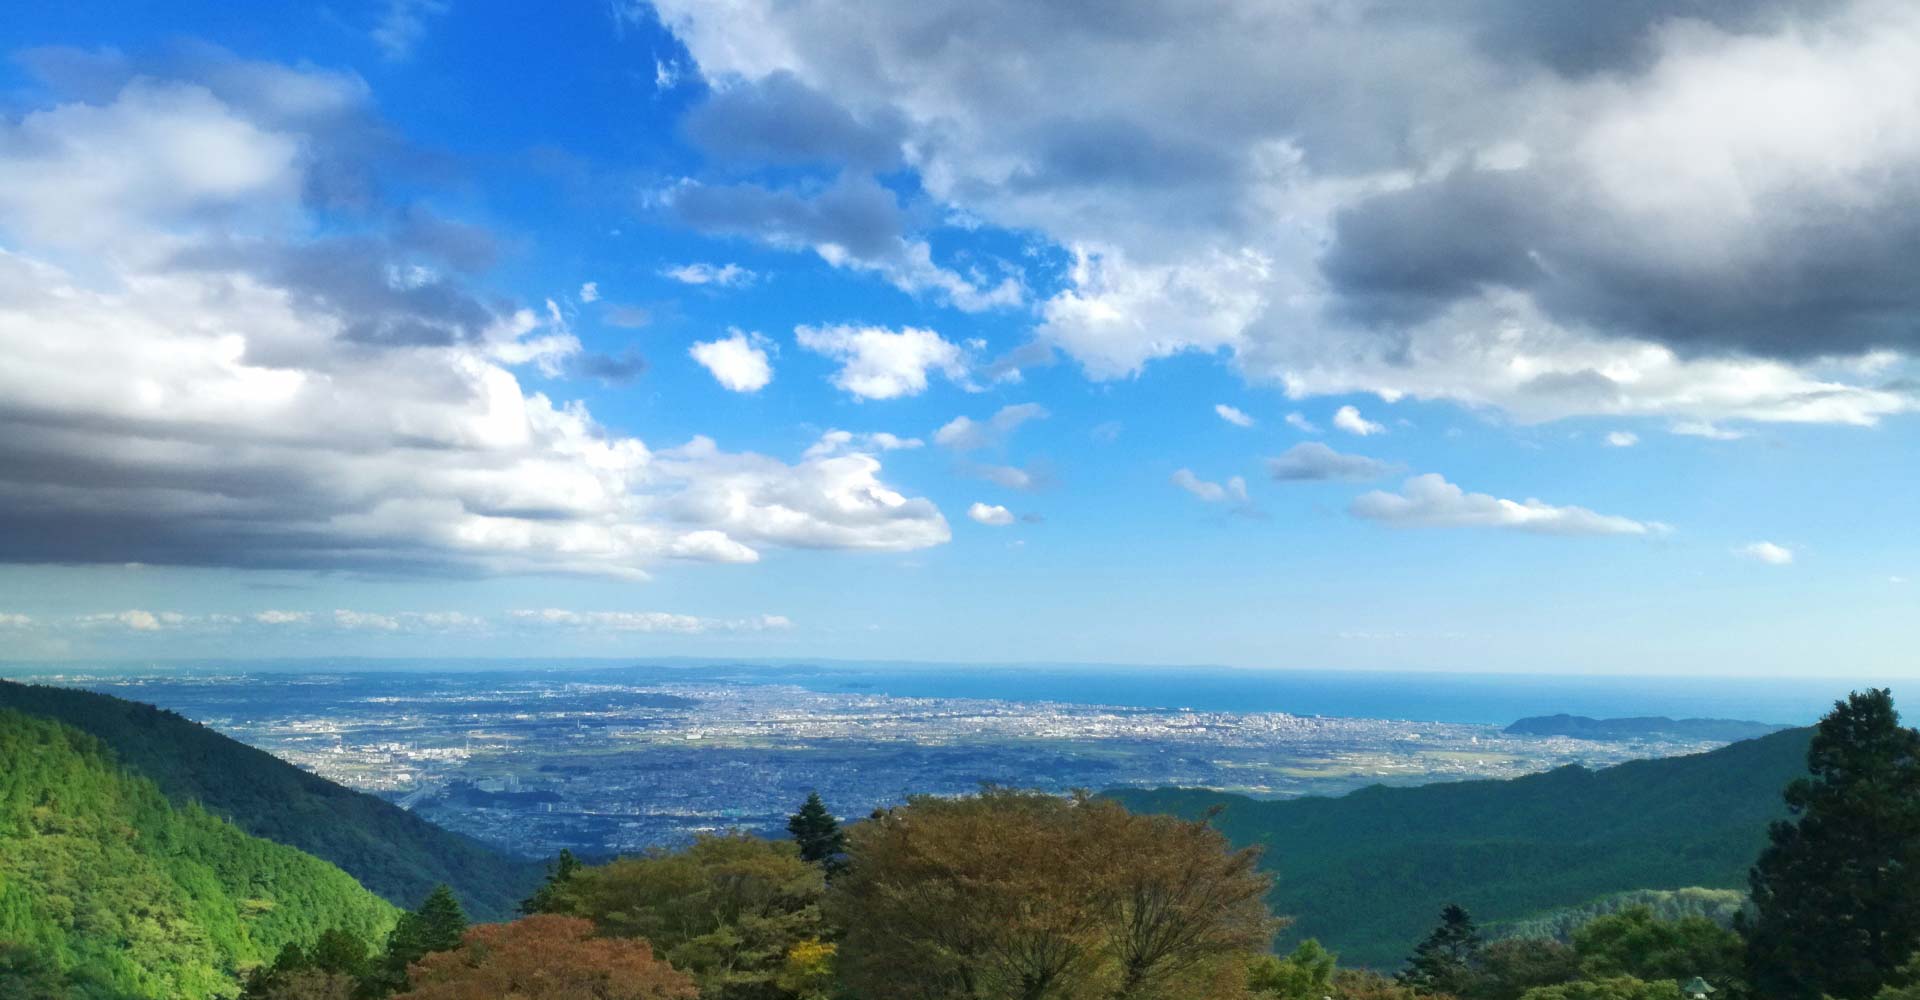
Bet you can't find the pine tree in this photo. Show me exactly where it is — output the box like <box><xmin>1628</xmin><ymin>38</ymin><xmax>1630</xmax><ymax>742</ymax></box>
<box><xmin>1400</xmin><ymin>904</ymin><xmax>1484</xmax><ymax>996</ymax></box>
<box><xmin>1747</xmin><ymin>689</ymin><xmax>1920</xmax><ymax>1000</ymax></box>
<box><xmin>519</xmin><ymin>849</ymin><xmax>583</xmax><ymax>914</ymax></box>
<box><xmin>787</xmin><ymin>793</ymin><xmax>847</xmax><ymax>870</ymax></box>
<box><xmin>365</xmin><ymin>885</ymin><xmax>469</xmax><ymax>997</ymax></box>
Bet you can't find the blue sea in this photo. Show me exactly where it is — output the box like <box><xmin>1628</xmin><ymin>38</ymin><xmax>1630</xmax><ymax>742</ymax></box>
<box><xmin>1</xmin><ymin>658</ymin><xmax>1879</xmax><ymax>726</ymax></box>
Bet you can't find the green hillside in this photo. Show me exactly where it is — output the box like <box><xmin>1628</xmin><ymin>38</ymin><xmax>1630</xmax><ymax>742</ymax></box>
<box><xmin>0</xmin><ymin>680</ymin><xmax>542</xmax><ymax>920</ymax></box>
<box><xmin>0</xmin><ymin>709</ymin><xmax>396</xmax><ymax>999</ymax></box>
<box><xmin>1110</xmin><ymin>727</ymin><xmax>1812</xmax><ymax>968</ymax></box>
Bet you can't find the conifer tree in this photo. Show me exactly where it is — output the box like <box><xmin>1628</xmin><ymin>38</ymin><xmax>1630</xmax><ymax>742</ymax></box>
<box><xmin>1401</xmin><ymin>905</ymin><xmax>1484</xmax><ymax>996</ymax></box>
<box><xmin>519</xmin><ymin>849</ymin><xmax>583</xmax><ymax>914</ymax></box>
<box><xmin>787</xmin><ymin>793</ymin><xmax>847</xmax><ymax>870</ymax></box>
<box><xmin>1747</xmin><ymin>689</ymin><xmax>1920</xmax><ymax>1000</ymax></box>
<box><xmin>366</xmin><ymin>885</ymin><xmax>469</xmax><ymax>997</ymax></box>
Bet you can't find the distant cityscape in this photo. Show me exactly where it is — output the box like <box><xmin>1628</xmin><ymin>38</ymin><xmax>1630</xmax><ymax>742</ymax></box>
<box><xmin>34</xmin><ymin>667</ymin><xmax>1751</xmax><ymax>858</ymax></box>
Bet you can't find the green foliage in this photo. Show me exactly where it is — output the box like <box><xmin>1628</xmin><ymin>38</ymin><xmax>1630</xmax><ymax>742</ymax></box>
<box><xmin>518</xmin><ymin>849</ymin><xmax>583</xmax><ymax>915</ymax></box>
<box><xmin>1252</xmin><ymin>940</ymin><xmax>1339</xmax><ymax>1000</ymax></box>
<box><xmin>1518</xmin><ymin>976</ymin><xmax>1682</xmax><ymax>1000</ymax></box>
<box><xmin>1402</xmin><ymin>906</ymin><xmax>1485</xmax><ymax>996</ymax></box>
<box><xmin>1569</xmin><ymin>907</ymin><xmax>1741</xmax><ymax>988</ymax></box>
<box><xmin>1492</xmin><ymin>890</ymin><xmax>1748</xmax><ymax>944</ymax></box>
<box><xmin>1471</xmin><ymin>939</ymin><xmax>1581</xmax><ymax>1000</ymax></box>
<box><xmin>0</xmin><ymin>679</ymin><xmax>542</xmax><ymax>920</ymax></box>
<box><xmin>1746</xmin><ymin>689</ymin><xmax>1920</xmax><ymax>1000</ymax></box>
<box><xmin>553</xmin><ymin>834</ymin><xmax>827</xmax><ymax>1000</ymax></box>
<box><xmin>785</xmin><ymin>793</ymin><xmax>846</xmax><ymax>872</ymax></box>
<box><xmin>365</xmin><ymin>885</ymin><xmax>469</xmax><ymax>997</ymax></box>
<box><xmin>1109</xmin><ymin>727</ymin><xmax>1811</xmax><ymax>966</ymax></box>
<box><xmin>0</xmin><ymin>709</ymin><xmax>396</xmax><ymax>999</ymax></box>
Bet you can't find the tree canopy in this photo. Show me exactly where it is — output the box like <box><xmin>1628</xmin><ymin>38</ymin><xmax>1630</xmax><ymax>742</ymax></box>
<box><xmin>394</xmin><ymin>915</ymin><xmax>697</xmax><ymax>1000</ymax></box>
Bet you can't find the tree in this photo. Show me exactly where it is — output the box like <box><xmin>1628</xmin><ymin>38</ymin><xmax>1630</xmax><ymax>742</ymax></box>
<box><xmin>1518</xmin><ymin>977</ymin><xmax>1682</xmax><ymax>1000</ymax></box>
<box><xmin>1470</xmin><ymin>939</ymin><xmax>1579</xmax><ymax>1000</ymax></box>
<box><xmin>828</xmin><ymin>788</ymin><xmax>1277</xmax><ymax>1000</ymax></box>
<box><xmin>1746</xmin><ymin>689</ymin><xmax>1920</xmax><ymax>1000</ymax></box>
<box><xmin>786</xmin><ymin>793</ymin><xmax>847</xmax><ymax>872</ymax></box>
<box><xmin>519</xmin><ymin>848</ymin><xmax>583</xmax><ymax>915</ymax></box>
<box><xmin>1401</xmin><ymin>906</ymin><xmax>1484</xmax><ymax>996</ymax></box>
<box><xmin>394</xmin><ymin>915</ymin><xmax>697</xmax><ymax>1000</ymax></box>
<box><xmin>366</xmin><ymin>885</ymin><xmax>469</xmax><ymax>996</ymax></box>
<box><xmin>309</xmin><ymin>929</ymin><xmax>369</xmax><ymax>979</ymax></box>
<box><xmin>552</xmin><ymin>834</ymin><xmax>826</xmax><ymax>1000</ymax></box>
<box><xmin>1251</xmin><ymin>939</ymin><xmax>1339</xmax><ymax>1000</ymax></box>
<box><xmin>1571</xmin><ymin>907</ymin><xmax>1740</xmax><ymax>989</ymax></box>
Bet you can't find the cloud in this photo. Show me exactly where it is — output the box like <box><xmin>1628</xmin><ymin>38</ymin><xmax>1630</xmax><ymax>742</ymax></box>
<box><xmin>372</xmin><ymin>0</ymin><xmax>450</xmax><ymax>61</ymax></box>
<box><xmin>0</xmin><ymin>63</ymin><xmax>949</xmax><ymax>579</ymax></box>
<box><xmin>1214</xmin><ymin>404</ymin><xmax>1255</xmax><ymax>428</ymax></box>
<box><xmin>1267</xmin><ymin>442</ymin><xmax>1392</xmax><ymax>482</ymax></box>
<box><xmin>253</xmin><ymin>609</ymin><xmax>312</xmax><ymax>625</ymax></box>
<box><xmin>796</xmin><ymin>324</ymin><xmax>967</xmax><ymax>399</ymax></box>
<box><xmin>508</xmin><ymin>608</ymin><xmax>792</xmax><ymax>633</ymax></box>
<box><xmin>689</xmin><ymin>329</ymin><xmax>775</xmax><ymax>392</ymax></box>
<box><xmin>1671</xmin><ymin>421</ymin><xmax>1746</xmax><ymax>440</ymax></box>
<box><xmin>682</xmin><ymin>70</ymin><xmax>903</xmax><ymax>169</ymax></box>
<box><xmin>1737</xmin><ymin>541</ymin><xmax>1795</xmax><ymax>565</ymax></box>
<box><xmin>968</xmin><ymin>463</ymin><xmax>1045</xmax><ymax>491</ymax></box>
<box><xmin>967</xmin><ymin>502</ymin><xmax>1015</xmax><ymax>526</ymax></box>
<box><xmin>661</xmin><ymin>262</ymin><xmax>756</xmax><ymax>287</ymax></box>
<box><xmin>1605</xmin><ymin>431</ymin><xmax>1639</xmax><ymax>447</ymax></box>
<box><xmin>1351</xmin><ymin>473</ymin><xmax>1667</xmax><ymax>536</ymax></box>
<box><xmin>651</xmin><ymin>0</ymin><xmax>1920</xmax><ymax>427</ymax></box>
<box><xmin>579</xmin><ymin>281</ymin><xmax>600</xmax><ymax>303</ymax></box>
<box><xmin>1285</xmin><ymin>412</ymin><xmax>1320</xmax><ymax>433</ymax></box>
<box><xmin>0</xmin><ymin>613</ymin><xmax>33</xmax><ymax>628</ymax></box>
<box><xmin>803</xmin><ymin>430</ymin><xmax>925</xmax><ymax>459</ymax></box>
<box><xmin>1333</xmin><ymin>405</ymin><xmax>1386</xmax><ymax>436</ymax></box>
<box><xmin>933</xmin><ymin>403</ymin><xmax>1049</xmax><ymax>450</ymax></box>
<box><xmin>1171</xmin><ymin>469</ymin><xmax>1250</xmax><ymax>505</ymax></box>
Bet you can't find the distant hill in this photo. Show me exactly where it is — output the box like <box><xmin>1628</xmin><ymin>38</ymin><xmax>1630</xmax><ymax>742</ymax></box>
<box><xmin>0</xmin><ymin>679</ymin><xmax>543</xmax><ymax>920</ymax></box>
<box><xmin>0</xmin><ymin>709</ymin><xmax>397</xmax><ymax>998</ymax></box>
<box><xmin>1504</xmin><ymin>713</ymin><xmax>1790</xmax><ymax>742</ymax></box>
<box><xmin>1489</xmin><ymin>887</ymin><xmax>1749</xmax><ymax>943</ymax></box>
<box><xmin>1109</xmin><ymin>727</ymin><xmax>1811</xmax><ymax>968</ymax></box>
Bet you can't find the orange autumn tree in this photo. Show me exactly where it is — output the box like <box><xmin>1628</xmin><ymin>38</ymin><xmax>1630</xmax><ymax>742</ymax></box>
<box><xmin>394</xmin><ymin>915</ymin><xmax>697</xmax><ymax>1000</ymax></box>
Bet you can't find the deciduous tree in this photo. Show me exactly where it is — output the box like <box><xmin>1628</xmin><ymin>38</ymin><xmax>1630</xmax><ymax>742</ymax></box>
<box><xmin>394</xmin><ymin>914</ymin><xmax>697</xmax><ymax>1000</ymax></box>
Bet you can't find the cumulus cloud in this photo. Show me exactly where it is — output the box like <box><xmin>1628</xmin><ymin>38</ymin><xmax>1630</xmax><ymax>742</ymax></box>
<box><xmin>651</xmin><ymin>0</ymin><xmax>1920</xmax><ymax>426</ymax></box>
<box><xmin>1351</xmin><ymin>474</ymin><xmax>1667</xmax><ymax>536</ymax></box>
<box><xmin>1284</xmin><ymin>412</ymin><xmax>1320</xmax><ymax>433</ymax></box>
<box><xmin>803</xmin><ymin>429</ymin><xmax>924</xmax><ymax>459</ymax></box>
<box><xmin>1605</xmin><ymin>431</ymin><xmax>1640</xmax><ymax>447</ymax></box>
<box><xmin>1214</xmin><ymin>404</ymin><xmax>1255</xmax><ymax>428</ymax></box>
<box><xmin>1333</xmin><ymin>405</ymin><xmax>1386</xmax><ymax>436</ymax></box>
<box><xmin>1171</xmin><ymin>469</ymin><xmax>1250</xmax><ymax>505</ymax></box>
<box><xmin>689</xmin><ymin>329</ymin><xmax>775</xmax><ymax>392</ymax></box>
<box><xmin>253</xmin><ymin>609</ymin><xmax>312</xmax><ymax>625</ymax></box>
<box><xmin>1737</xmin><ymin>541</ymin><xmax>1796</xmax><ymax>565</ymax></box>
<box><xmin>933</xmin><ymin>403</ymin><xmax>1049</xmax><ymax>450</ymax></box>
<box><xmin>796</xmin><ymin>324</ymin><xmax>968</xmax><ymax>399</ymax></box>
<box><xmin>579</xmin><ymin>281</ymin><xmax>600</xmax><ymax>303</ymax></box>
<box><xmin>0</xmin><ymin>60</ymin><xmax>948</xmax><ymax>579</ymax></box>
<box><xmin>1671</xmin><ymin>421</ymin><xmax>1746</xmax><ymax>440</ymax></box>
<box><xmin>967</xmin><ymin>502</ymin><xmax>1015</xmax><ymax>526</ymax></box>
<box><xmin>1267</xmin><ymin>443</ymin><xmax>1392</xmax><ymax>482</ymax></box>
<box><xmin>661</xmin><ymin>262</ymin><xmax>756</xmax><ymax>287</ymax></box>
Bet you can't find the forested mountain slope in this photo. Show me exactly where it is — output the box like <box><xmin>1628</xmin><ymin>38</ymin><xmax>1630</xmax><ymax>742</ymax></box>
<box><xmin>0</xmin><ymin>679</ymin><xmax>542</xmax><ymax>920</ymax></box>
<box><xmin>1111</xmin><ymin>727</ymin><xmax>1812</xmax><ymax>967</ymax></box>
<box><xmin>0</xmin><ymin>710</ymin><xmax>396</xmax><ymax>999</ymax></box>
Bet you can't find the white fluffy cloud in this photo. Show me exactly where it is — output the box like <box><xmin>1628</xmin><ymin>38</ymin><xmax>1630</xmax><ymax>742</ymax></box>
<box><xmin>1170</xmin><ymin>469</ymin><xmax>1249</xmax><ymax>505</ymax></box>
<box><xmin>661</xmin><ymin>261</ymin><xmax>756</xmax><ymax>287</ymax></box>
<box><xmin>508</xmin><ymin>608</ymin><xmax>791</xmax><ymax>633</ymax></box>
<box><xmin>1605</xmin><ymin>431</ymin><xmax>1640</xmax><ymax>448</ymax></box>
<box><xmin>1332</xmin><ymin>405</ymin><xmax>1386</xmax><ymax>436</ymax></box>
<box><xmin>0</xmin><ymin>64</ymin><xmax>948</xmax><ymax>579</ymax></box>
<box><xmin>795</xmin><ymin>323</ymin><xmax>967</xmax><ymax>399</ymax></box>
<box><xmin>689</xmin><ymin>329</ymin><xmax>775</xmax><ymax>392</ymax></box>
<box><xmin>1351</xmin><ymin>474</ymin><xmax>1667</xmax><ymax>536</ymax></box>
<box><xmin>653</xmin><ymin>0</ymin><xmax>1920</xmax><ymax>426</ymax></box>
<box><xmin>966</xmin><ymin>502</ymin><xmax>1015</xmax><ymax>526</ymax></box>
<box><xmin>1737</xmin><ymin>541</ymin><xmax>1795</xmax><ymax>565</ymax></box>
<box><xmin>1214</xmin><ymin>404</ymin><xmax>1255</xmax><ymax>428</ymax></box>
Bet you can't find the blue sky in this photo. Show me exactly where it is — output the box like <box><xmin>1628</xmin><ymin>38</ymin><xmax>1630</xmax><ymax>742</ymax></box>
<box><xmin>0</xmin><ymin>1</ymin><xmax>1915</xmax><ymax>674</ymax></box>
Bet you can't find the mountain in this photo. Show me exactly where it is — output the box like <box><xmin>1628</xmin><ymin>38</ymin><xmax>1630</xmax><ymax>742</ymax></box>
<box><xmin>1109</xmin><ymin>727</ymin><xmax>1812</xmax><ymax>968</ymax></box>
<box><xmin>1488</xmin><ymin>887</ymin><xmax>1749</xmax><ymax>943</ymax></box>
<box><xmin>0</xmin><ymin>679</ymin><xmax>543</xmax><ymax>920</ymax></box>
<box><xmin>1504</xmin><ymin>714</ymin><xmax>1790</xmax><ymax>742</ymax></box>
<box><xmin>0</xmin><ymin>709</ymin><xmax>397</xmax><ymax>998</ymax></box>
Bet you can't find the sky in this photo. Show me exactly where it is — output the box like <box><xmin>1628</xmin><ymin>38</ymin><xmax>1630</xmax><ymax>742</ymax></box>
<box><xmin>0</xmin><ymin>0</ymin><xmax>1916</xmax><ymax>674</ymax></box>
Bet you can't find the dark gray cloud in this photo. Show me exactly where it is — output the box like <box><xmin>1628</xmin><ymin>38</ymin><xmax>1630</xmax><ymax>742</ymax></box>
<box><xmin>1267</xmin><ymin>442</ymin><xmax>1394</xmax><ymax>482</ymax></box>
<box><xmin>669</xmin><ymin>173</ymin><xmax>905</xmax><ymax>258</ymax></box>
<box><xmin>683</xmin><ymin>71</ymin><xmax>904</xmax><ymax>169</ymax></box>
<box><xmin>1455</xmin><ymin>0</ymin><xmax>1843</xmax><ymax>76</ymax></box>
